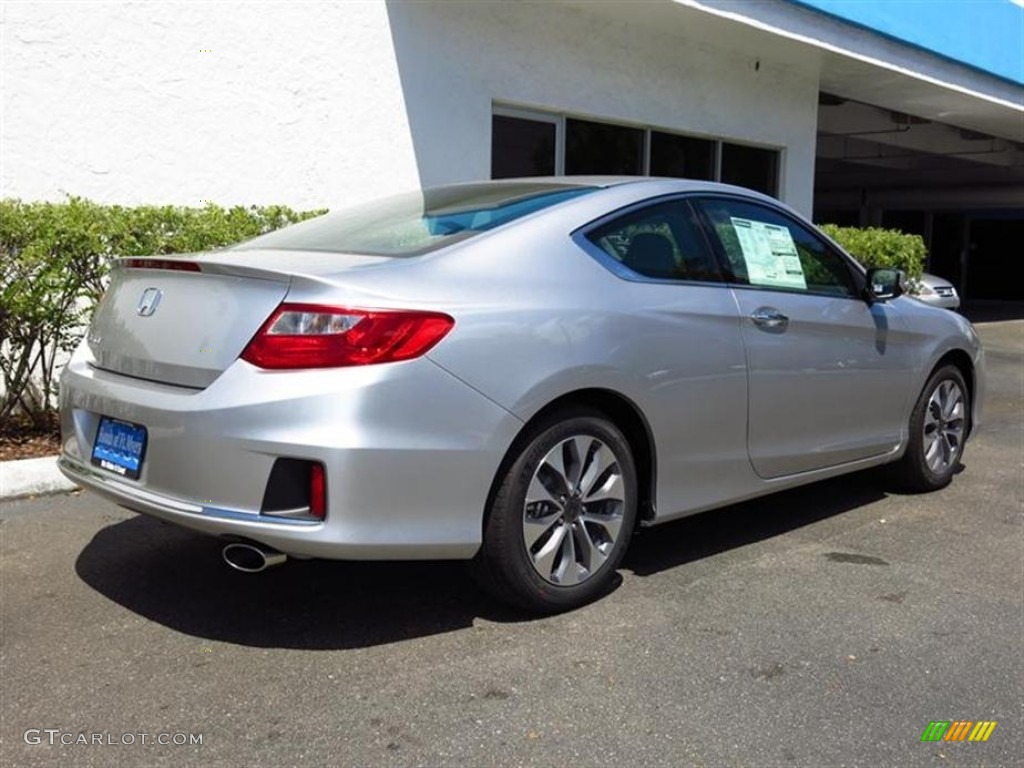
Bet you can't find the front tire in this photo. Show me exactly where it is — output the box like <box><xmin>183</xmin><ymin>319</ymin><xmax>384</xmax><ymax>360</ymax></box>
<box><xmin>473</xmin><ymin>409</ymin><xmax>638</xmax><ymax>613</ymax></box>
<box><xmin>895</xmin><ymin>364</ymin><xmax>970</xmax><ymax>492</ymax></box>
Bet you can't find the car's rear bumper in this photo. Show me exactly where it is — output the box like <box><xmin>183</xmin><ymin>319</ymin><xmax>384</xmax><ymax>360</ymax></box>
<box><xmin>59</xmin><ymin>347</ymin><xmax>522</xmax><ymax>560</ymax></box>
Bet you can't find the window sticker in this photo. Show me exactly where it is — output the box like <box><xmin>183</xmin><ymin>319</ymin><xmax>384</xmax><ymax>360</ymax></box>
<box><xmin>729</xmin><ymin>217</ymin><xmax>806</xmax><ymax>290</ymax></box>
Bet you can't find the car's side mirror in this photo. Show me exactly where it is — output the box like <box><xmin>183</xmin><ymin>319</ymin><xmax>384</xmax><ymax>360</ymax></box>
<box><xmin>865</xmin><ymin>268</ymin><xmax>905</xmax><ymax>303</ymax></box>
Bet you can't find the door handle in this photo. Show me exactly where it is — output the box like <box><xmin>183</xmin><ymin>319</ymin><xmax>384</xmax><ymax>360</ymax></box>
<box><xmin>750</xmin><ymin>307</ymin><xmax>789</xmax><ymax>330</ymax></box>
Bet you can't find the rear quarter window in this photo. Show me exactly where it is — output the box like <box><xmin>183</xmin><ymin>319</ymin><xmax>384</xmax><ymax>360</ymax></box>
<box><xmin>238</xmin><ymin>184</ymin><xmax>596</xmax><ymax>257</ymax></box>
<box><xmin>585</xmin><ymin>200</ymin><xmax>722</xmax><ymax>283</ymax></box>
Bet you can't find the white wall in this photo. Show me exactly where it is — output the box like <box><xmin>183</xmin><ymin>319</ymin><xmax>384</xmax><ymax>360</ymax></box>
<box><xmin>2</xmin><ymin>0</ymin><xmax>820</xmax><ymax>214</ymax></box>
<box><xmin>386</xmin><ymin>0</ymin><xmax>820</xmax><ymax>213</ymax></box>
<box><xmin>1</xmin><ymin>0</ymin><xmax>420</xmax><ymax>210</ymax></box>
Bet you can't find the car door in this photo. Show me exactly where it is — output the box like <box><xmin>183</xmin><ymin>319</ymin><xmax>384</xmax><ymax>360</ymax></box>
<box><xmin>577</xmin><ymin>198</ymin><xmax>751</xmax><ymax>517</ymax></box>
<box><xmin>695</xmin><ymin>196</ymin><xmax>913</xmax><ymax>479</ymax></box>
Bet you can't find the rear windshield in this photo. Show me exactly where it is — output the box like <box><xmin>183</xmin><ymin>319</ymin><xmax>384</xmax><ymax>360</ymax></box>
<box><xmin>238</xmin><ymin>182</ymin><xmax>597</xmax><ymax>257</ymax></box>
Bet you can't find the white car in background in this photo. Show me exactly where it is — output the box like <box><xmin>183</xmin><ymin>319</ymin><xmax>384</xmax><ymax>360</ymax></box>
<box><xmin>914</xmin><ymin>273</ymin><xmax>960</xmax><ymax>310</ymax></box>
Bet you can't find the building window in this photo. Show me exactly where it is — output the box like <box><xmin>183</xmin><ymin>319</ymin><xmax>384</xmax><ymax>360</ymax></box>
<box><xmin>720</xmin><ymin>142</ymin><xmax>779</xmax><ymax>197</ymax></box>
<box><xmin>491</xmin><ymin>106</ymin><xmax>780</xmax><ymax>196</ymax></box>
<box><xmin>649</xmin><ymin>131</ymin><xmax>715</xmax><ymax>181</ymax></box>
<box><xmin>491</xmin><ymin>114</ymin><xmax>557</xmax><ymax>179</ymax></box>
<box><xmin>565</xmin><ymin>118</ymin><xmax>644</xmax><ymax>175</ymax></box>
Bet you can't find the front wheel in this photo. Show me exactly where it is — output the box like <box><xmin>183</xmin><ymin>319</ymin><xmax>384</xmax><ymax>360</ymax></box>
<box><xmin>473</xmin><ymin>410</ymin><xmax>638</xmax><ymax>613</ymax></box>
<box><xmin>894</xmin><ymin>365</ymin><xmax>970</xmax><ymax>492</ymax></box>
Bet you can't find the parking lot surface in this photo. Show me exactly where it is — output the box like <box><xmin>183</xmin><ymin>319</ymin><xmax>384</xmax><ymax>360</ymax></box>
<box><xmin>2</xmin><ymin>320</ymin><xmax>1021</xmax><ymax>767</ymax></box>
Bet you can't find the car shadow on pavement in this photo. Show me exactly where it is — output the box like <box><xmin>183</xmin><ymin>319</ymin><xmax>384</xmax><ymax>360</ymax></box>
<box><xmin>624</xmin><ymin>470</ymin><xmax>888</xmax><ymax>577</ymax></box>
<box><xmin>74</xmin><ymin>517</ymin><xmax>527</xmax><ymax>650</ymax></box>
<box><xmin>75</xmin><ymin>469</ymin><xmax>890</xmax><ymax>650</ymax></box>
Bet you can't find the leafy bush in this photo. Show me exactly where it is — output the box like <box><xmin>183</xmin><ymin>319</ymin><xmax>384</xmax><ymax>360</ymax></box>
<box><xmin>818</xmin><ymin>224</ymin><xmax>927</xmax><ymax>280</ymax></box>
<box><xmin>0</xmin><ymin>198</ymin><xmax>323</xmax><ymax>424</ymax></box>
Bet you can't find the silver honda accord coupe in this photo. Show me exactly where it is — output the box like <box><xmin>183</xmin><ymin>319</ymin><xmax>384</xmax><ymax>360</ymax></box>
<box><xmin>59</xmin><ymin>178</ymin><xmax>984</xmax><ymax>612</ymax></box>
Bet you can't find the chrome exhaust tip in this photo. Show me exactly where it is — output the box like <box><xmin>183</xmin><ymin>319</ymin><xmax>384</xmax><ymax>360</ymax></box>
<box><xmin>222</xmin><ymin>542</ymin><xmax>287</xmax><ymax>573</ymax></box>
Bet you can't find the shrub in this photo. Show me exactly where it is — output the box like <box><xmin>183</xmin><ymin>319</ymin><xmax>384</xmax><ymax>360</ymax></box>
<box><xmin>818</xmin><ymin>224</ymin><xmax>927</xmax><ymax>281</ymax></box>
<box><xmin>0</xmin><ymin>198</ymin><xmax>323</xmax><ymax>424</ymax></box>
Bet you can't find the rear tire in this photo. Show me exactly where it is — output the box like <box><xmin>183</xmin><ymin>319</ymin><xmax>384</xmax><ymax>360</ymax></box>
<box><xmin>472</xmin><ymin>409</ymin><xmax>638</xmax><ymax>613</ymax></box>
<box><xmin>894</xmin><ymin>365</ymin><xmax>969</xmax><ymax>492</ymax></box>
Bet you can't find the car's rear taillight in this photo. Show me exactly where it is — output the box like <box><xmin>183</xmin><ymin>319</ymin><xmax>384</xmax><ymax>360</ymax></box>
<box><xmin>240</xmin><ymin>303</ymin><xmax>455</xmax><ymax>369</ymax></box>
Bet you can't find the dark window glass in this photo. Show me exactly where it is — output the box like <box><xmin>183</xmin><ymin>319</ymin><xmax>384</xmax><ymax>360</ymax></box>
<box><xmin>649</xmin><ymin>132</ymin><xmax>715</xmax><ymax>180</ymax></box>
<box><xmin>491</xmin><ymin>115</ymin><xmax>556</xmax><ymax>179</ymax></box>
<box><xmin>814</xmin><ymin>209</ymin><xmax>860</xmax><ymax>227</ymax></box>
<box><xmin>565</xmin><ymin>118</ymin><xmax>644</xmax><ymax>175</ymax></box>
<box><xmin>720</xmin><ymin>143</ymin><xmax>779</xmax><ymax>197</ymax></box>
<box><xmin>929</xmin><ymin>214</ymin><xmax>965</xmax><ymax>286</ymax></box>
<box><xmin>881</xmin><ymin>210</ymin><xmax>926</xmax><ymax>237</ymax></box>
<box><xmin>241</xmin><ymin>183</ymin><xmax>596</xmax><ymax>257</ymax></box>
<box><xmin>586</xmin><ymin>200</ymin><xmax>722</xmax><ymax>282</ymax></box>
<box><xmin>697</xmin><ymin>198</ymin><xmax>857</xmax><ymax>297</ymax></box>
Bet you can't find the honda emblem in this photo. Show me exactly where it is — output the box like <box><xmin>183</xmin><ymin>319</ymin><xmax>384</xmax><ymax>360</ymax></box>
<box><xmin>136</xmin><ymin>287</ymin><xmax>162</xmax><ymax>317</ymax></box>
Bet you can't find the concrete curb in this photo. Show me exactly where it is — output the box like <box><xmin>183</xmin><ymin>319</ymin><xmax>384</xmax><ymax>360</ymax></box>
<box><xmin>0</xmin><ymin>456</ymin><xmax>79</xmax><ymax>501</ymax></box>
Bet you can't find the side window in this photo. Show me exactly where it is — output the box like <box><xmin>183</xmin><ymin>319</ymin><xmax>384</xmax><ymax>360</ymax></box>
<box><xmin>696</xmin><ymin>198</ymin><xmax>858</xmax><ymax>298</ymax></box>
<box><xmin>585</xmin><ymin>200</ymin><xmax>722</xmax><ymax>282</ymax></box>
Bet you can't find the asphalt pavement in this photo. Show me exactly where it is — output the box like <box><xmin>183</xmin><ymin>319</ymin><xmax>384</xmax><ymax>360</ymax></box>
<box><xmin>2</xmin><ymin>320</ymin><xmax>1021</xmax><ymax>767</ymax></box>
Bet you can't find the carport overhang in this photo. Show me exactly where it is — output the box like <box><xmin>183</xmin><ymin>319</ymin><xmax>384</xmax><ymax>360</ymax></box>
<box><xmin>662</xmin><ymin>0</ymin><xmax>1024</xmax><ymax>141</ymax></box>
<box><xmin>565</xmin><ymin>0</ymin><xmax>1019</xmax><ymax>201</ymax></box>
<box><xmin>565</xmin><ymin>0</ymin><xmax>1023</xmax><ymax>140</ymax></box>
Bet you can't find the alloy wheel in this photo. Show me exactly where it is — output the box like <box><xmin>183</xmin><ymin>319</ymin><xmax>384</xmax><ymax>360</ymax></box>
<box><xmin>522</xmin><ymin>435</ymin><xmax>627</xmax><ymax>586</ymax></box>
<box><xmin>923</xmin><ymin>379</ymin><xmax>965</xmax><ymax>474</ymax></box>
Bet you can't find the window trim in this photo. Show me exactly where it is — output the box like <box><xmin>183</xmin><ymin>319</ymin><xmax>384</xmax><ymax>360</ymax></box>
<box><xmin>691</xmin><ymin>194</ymin><xmax>868</xmax><ymax>301</ymax></box>
<box><xmin>571</xmin><ymin>194</ymin><xmax>731</xmax><ymax>288</ymax></box>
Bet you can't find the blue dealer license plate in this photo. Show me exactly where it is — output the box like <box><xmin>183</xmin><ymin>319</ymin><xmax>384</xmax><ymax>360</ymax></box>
<box><xmin>91</xmin><ymin>417</ymin><xmax>148</xmax><ymax>479</ymax></box>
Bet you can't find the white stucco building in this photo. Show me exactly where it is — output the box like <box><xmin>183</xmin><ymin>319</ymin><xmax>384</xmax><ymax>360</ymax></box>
<box><xmin>2</xmin><ymin>0</ymin><xmax>1023</xmax><ymax>298</ymax></box>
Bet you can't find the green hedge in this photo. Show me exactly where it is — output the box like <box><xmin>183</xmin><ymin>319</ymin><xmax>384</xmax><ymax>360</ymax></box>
<box><xmin>0</xmin><ymin>198</ymin><xmax>323</xmax><ymax>423</ymax></box>
<box><xmin>819</xmin><ymin>224</ymin><xmax>927</xmax><ymax>280</ymax></box>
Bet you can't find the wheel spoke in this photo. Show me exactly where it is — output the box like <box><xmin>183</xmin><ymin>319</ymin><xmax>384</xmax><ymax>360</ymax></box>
<box><xmin>531</xmin><ymin>522</ymin><xmax>568</xmax><ymax>580</ymax></box>
<box><xmin>940</xmin><ymin>434</ymin><xmax>952</xmax><ymax>466</ymax></box>
<box><xmin>526</xmin><ymin>474</ymin><xmax>563</xmax><ymax>509</ymax></box>
<box><xmin>584</xmin><ymin>471</ymin><xmax>624</xmax><ymax>504</ymax></box>
<box><xmin>523</xmin><ymin>509</ymin><xmax>563</xmax><ymax>550</ymax></box>
<box><xmin>564</xmin><ymin>436</ymin><xmax>591</xmax><ymax>491</ymax></box>
<box><xmin>924</xmin><ymin>432</ymin><xmax>942</xmax><ymax>470</ymax></box>
<box><xmin>552</xmin><ymin>525</ymin><xmax>580</xmax><ymax>585</ymax></box>
<box><xmin>537</xmin><ymin>451</ymin><xmax>571</xmax><ymax>500</ymax></box>
<box><xmin>581</xmin><ymin>510</ymin><xmax>623</xmax><ymax>542</ymax></box>
<box><xmin>943</xmin><ymin>392</ymin><xmax>964</xmax><ymax>421</ymax></box>
<box><xmin>573</xmin><ymin>522</ymin><xmax>607</xmax><ymax>574</ymax></box>
<box><xmin>546</xmin><ymin>440</ymin><xmax>573</xmax><ymax>492</ymax></box>
<box><xmin>579</xmin><ymin>443</ymin><xmax>614</xmax><ymax>498</ymax></box>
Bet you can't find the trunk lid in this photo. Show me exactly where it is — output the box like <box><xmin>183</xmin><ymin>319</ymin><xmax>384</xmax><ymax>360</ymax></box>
<box><xmin>87</xmin><ymin>258</ymin><xmax>292</xmax><ymax>388</ymax></box>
